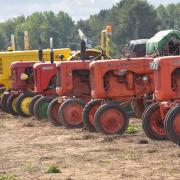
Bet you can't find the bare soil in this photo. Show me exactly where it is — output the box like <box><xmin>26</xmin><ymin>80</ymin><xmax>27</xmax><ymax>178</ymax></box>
<box><xmin>0</xmin><ymin>112</ymin><xmax>179</xmax><ymax>180</ymax></box>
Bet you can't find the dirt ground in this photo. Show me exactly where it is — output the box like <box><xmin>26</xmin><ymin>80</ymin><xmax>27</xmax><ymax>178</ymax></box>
<box><xmin>0</xmin><ymin>112</ymin><xmax>179</xmax><ymax>180</ymax></box>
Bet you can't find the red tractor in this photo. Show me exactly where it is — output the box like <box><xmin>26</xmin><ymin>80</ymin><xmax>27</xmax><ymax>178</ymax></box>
<box><xmin>82</xmin><ymin>57</ymin><xmax>154</xmax><ymax>134</ymax></box>
<box><xmin>142</xmin><ymin>56</ymin><xmax>180</xmax><ymax>144</ymax></box>
<box><xmin>13</xmin><ymin>39</ymin><xmax>66</xmax><ymax>119</ymax></box>
<box><xmin>0</xmin><ymin>61</ymin><xmax>36</xmax><ymax>116</ymax></box>
<box><xmin>47</xmin><ymin>49</ymin><xmax>103</xmax><ymax>127</ymax></box>
<box><xmin>29</xmin><ymin>62</ymin><xmax>58</xmax><ymax>120</ymax></box>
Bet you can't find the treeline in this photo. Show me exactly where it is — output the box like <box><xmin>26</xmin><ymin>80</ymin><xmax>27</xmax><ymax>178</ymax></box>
<box><xmin>0</xmin><ymin>0</ymin><xmax>180</xmax><ymax>56</ymax></box>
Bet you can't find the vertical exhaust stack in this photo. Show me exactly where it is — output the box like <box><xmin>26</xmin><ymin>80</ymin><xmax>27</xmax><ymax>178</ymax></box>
<box><xmin>11</xmin><ymin>34</ymin><xmax>15</xmax><ymax>51</ymax></box>
<box><xmin>50</xmin><ymin>37</ymin><xmax>54</xmax><ymax>64</ymax></box>
<box><xmin>38</xmin><ymin>38</ymin><xmax>43</xmax><ymax>63</ymax></box>
<box><xmin>24</xmin><ymin>31</ymin><xmax>30</xmax><ymax>50</ymax></box>
<box><xmin>78</xmin><ymin>29</ymin><xmax>87</xmax><ymax>61</ymax></box>
<box><xmin>80</xmin><ymin>39</ymin><xmax>86</xmax><ymax>61</ymax></box>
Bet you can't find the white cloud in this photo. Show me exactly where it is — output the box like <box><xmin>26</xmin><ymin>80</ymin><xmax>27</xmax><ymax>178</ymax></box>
<box><xmin>0</xmin><ymin>0</ymin><xmax>179</xmax><ymax>22</ymax></box>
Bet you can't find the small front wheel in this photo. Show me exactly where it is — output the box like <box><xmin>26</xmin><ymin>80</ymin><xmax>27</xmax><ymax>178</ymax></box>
<box><xmin>165</xmin><ymin>105</ymin><xmax>180</xmax><ymax>145</ymax></box>
<box><xmin>94</xmin><ymin>103</ymin><xmax>129</xmax><ymax>135</ymax></box>
<box><xmin>142</xmin><ymin>103</ymin><xmax>166</xmax><ymax>140</ymax></box>
<box><xmin>59</xmin><ymin>98</ymin><xmax>85</xmax><ymax>128</ymax></box>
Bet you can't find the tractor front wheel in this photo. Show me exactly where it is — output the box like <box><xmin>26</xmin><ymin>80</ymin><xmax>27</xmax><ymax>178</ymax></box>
<box><xmin>1</xmin><ymin>93</ymin><xmax>10</xmax><ymax>113</ymax></box>
<box><xmin>82</xmin><ymin>99</ymin><xmax>102</xmax><ymax>132</ymax></box>
<box><xmin>47</xmin><ymin>97</ymin><xmax>63</xmax><ymax>126</ymax></box>
<box><xmin>29</xmin><ymin>95</ymin><xmax>42</xmax><ymax>116</ymax></box>
<box><xmin>16</xmin><ymin>93</ymin><xmax>35</xmax><ymax>117</ymax></box>
<box><xmin>165</xmin><ymin>105</ymin><xmax>180</xmax><ymax>145</ymax></box>
<box><xmin>59</xmin><ymin>98</ymin><xmax>85</xmax><ymax>128</ymax></box>
<box><xmin>142</xmin><ymin>103</ymin><xmax>167</xmax><ymax>140</ymax></box>
<box><xmin>34</xmin><ymin>96</ymin><xmax>53</xmax><ymax>120</ymax></box>
<box><xmin>94</xmin><ymin>103</ymin><xmax>129</xmax><ymax>135</ymax></box>
<box><xmin>7</xmin><ymin>94</ymin><xmax>19</xmax><ymax>116</ymax></box>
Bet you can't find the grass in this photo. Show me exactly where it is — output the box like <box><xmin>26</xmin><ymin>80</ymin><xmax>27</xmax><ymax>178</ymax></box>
<box><xmin>45</xmin><ymin>164</ymin><xmax>61</xmax><ymax>174</ymax></box>
<box><xmin>24</xmin><ymin>163</ymin><xmax>39</xmax><ymax>173</ymax></box>
<box><xmin>0</xmin><ymin>174</ymin><xmax>16</xmax><ymax>180</ymax></box>
<box><xmin>126</xmin><ymin>125</ymin><xmax>138</xmax><ymax>134</ymax></box>
<box><xmin>0</xmin><ymin>122</ymin><xmax>5</xmax><ymax>128</ymax></box>
<box><xmin>82</xmin><ymin>134</ymin><xmax>96</xmax><ymax>140</ymax></box>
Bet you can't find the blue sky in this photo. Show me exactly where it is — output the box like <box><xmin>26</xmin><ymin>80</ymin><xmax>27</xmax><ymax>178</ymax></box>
<box><xmin>0</xmin><ymin>0</ymin><xmax>179</xmax><ymax>22</ymax></box>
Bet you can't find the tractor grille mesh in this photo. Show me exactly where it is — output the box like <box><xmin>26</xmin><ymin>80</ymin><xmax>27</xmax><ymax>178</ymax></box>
<box><xmin>0</xmin><ymin>58</ymin><xmax>2</xmax><ymax>74</ymax></box>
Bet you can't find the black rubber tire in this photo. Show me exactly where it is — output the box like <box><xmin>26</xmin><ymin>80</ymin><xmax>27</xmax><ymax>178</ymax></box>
<box><xmin>0</xmin><ymin>93</ymin><xmax>10</xmax><ymax>112</ymax></box>
<box><xmin>29</xmin><ymin>95</ymin><xmax>42</xmax><ymax>116</ymax></box>
<box><xmin>164</xmin><ymin>105</ymin><xmax>180</xmax><ymax>145</ymax></box>
<box><xmin>16</xmin><ymin>93</ymin><xmax>35</xmax><ymax>117</ymax></box>
<box><xmin>33</xmin><ymin>96</ymin><xmax>54</xmax><ymax>121</ymax></box>
<box><xmin>6</xmin><ymin>94</ymin><xmax>19</xmax><ymax>116</ymax></box>
<box><xmin>47</xmin><ymin>97</ymin><xmax>62</xmax><ymax>126</ymax></box>
<box><xmin>82</xmin><ymin>99</ymin><xmax>102</xmax><ymax>132</ymax></box>
<box><xmin>142</xmin><ymin>103</ymin><xmax>167</xmax><ymax>140</ymax></box>
<box><xmin>59</xmin><ymin>98</ymin><xmax>86</xmax><ymax>128</ymax></box>
<box><xmin>94</xmin><ymin>103</ymin><xmax>129</xmax><ymax>135</ymax></box>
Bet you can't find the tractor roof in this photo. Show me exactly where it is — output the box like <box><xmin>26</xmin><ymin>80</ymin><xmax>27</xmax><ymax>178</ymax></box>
<box><xmin>146</xmin><ymin>29</ymin><xmax>180</xmax><ymax>55</ymax></box>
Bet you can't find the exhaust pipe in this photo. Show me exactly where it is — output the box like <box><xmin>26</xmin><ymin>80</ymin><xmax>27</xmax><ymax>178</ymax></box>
<box><xmin>11</xmin><ymin>34</ymin><xmax>15</xmax><ymax>51</ymax></box>
<box><xmin>38</xmin><ymin>38</ymin><xmax>43</xmax><ymax>63</ymax></box>
<box><xmin>24</xmin><ymin>31</ymin><xmax>30</xmax><ymax>50</ymax></box>
<box><xmin>50</xmin><ymin>37</ymin><xmax>54</xmax><ymax>64</ymax></box>
<box><xmin>80</xmin><ymin>39</ymin><xmax>86</xmax><ymax>61</ymax></box>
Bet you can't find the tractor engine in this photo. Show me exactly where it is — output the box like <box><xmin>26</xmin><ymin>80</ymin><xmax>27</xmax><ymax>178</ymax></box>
<box><xmin>56</xmin><ymin>61</ymin><xmax>90</xmax><ymax>101</ymax></box>
<box><xmin>90</xmin><ymin>57</ymin><xmax>154</xmax><ymax>100</ymax></box>
<box><xmin>33</xmin><ymin>62</ymin><xmax>57</xmax><ymax>95</ymax></box>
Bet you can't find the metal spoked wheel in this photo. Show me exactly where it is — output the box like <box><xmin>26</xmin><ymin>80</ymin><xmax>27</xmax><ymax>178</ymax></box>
<box><xmin>58</xmin><ymin>98</ymin><xmax>86</xmax><ymax>128</ymax></box>
<box><xmin>142</xmin><ymin>103</ymin><xmax>167</xmax><ymax>140</ymax></box>
<box><xmin>94</xmin><ymin>103</ymin><xmax>129</xmax><ymax>135</ymax></box>
<box><xmin>165</xmin><ymin>105</ymin><xmax>180</xmax><ymax>145</ymax></box>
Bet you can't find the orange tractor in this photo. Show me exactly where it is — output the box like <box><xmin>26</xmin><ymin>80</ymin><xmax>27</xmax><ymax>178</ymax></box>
<box><xmin>47</xmin><ymin>48</ymin><xmax>103</xmax><ymax>127</ymax></box>
<box><xmin>82</xmin><ymin>57</ymin><xmax>154</xmax><ymax>134</ymax></box>
<box><xmin>142</xmin><ymin>56</ymin><xmax>180</xmax><ymax>144</ymax></box>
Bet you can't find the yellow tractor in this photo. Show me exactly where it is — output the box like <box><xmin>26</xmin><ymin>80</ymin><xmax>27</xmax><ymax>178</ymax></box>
<box><xmin>0</xmin><ymin>48</ymin><xmax>71</xmax><ymax>89</ymax></box>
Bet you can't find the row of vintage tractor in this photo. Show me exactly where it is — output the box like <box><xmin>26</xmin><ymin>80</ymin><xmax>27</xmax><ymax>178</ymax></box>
<box><xmin>0</xmin><ymin>47</ymin><xmax>179</xmax><ymax>145</ymax></box>
<box><xmin>0</xmin><ymin>30</ymin><xmax>180</xmax><ymax>145</ymax></box>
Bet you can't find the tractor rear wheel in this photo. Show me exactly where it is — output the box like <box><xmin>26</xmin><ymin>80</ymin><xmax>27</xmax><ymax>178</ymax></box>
<box><xmin>164</xmin><ymin>105</ymin><xmax>180</xmax><ymax>145</ymax></box>
<box><xmin>0</xmin><ymin>93</ymin><xmax>9</xmax><ymax>112</ymax></box>
<box><xmin>16</xmin><ymin>93</ymin><xmax>35</xmax><ymax>117</ymax></box>
<box><xmin>7</xmin><ymin>94</ymin><xmax>19</xmax><ymax>116</ymax></box>
<box><xmin>29</xmin><ymin>95</ymin><xmax>42</xmax><ymax>116</ymax></box>
<box><xmin>142</xmin><ymin>103</ymin><xmax>167</xmax><ymax>140</ymax></box>
<box><xmin>58</xmin><ymin>98</ymin><xmax>85</xmax><ymax>128</ymax></box>
<box><xmin>82</xmin><ymin>99</ymin><xmax>102</xmax><ymax>132</ymax></box>
<box><xmin>94</xmin><ymin>103</ymin><xmax>129</xmax><ymax>135</ymax></box>
<box><xmin>34</xmin><ymin>96</ymin><xmax>54</xmax><ymax>120</ymax></box>
<box><xmin>47</xmin><ymin>97</ymin><xmax>63</xmax><ymax>126</ymax></box>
